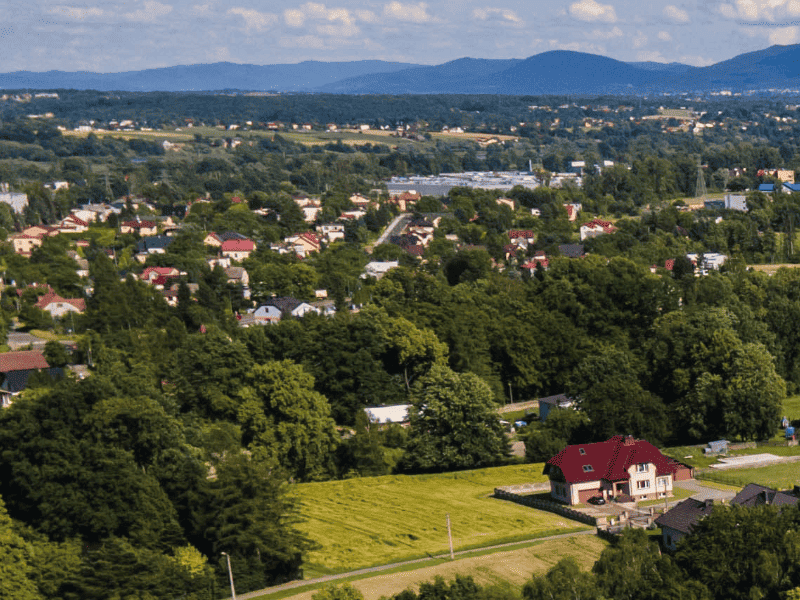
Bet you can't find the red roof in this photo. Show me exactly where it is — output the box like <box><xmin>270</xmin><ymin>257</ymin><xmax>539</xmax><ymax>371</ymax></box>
<box><xmin>34</xmin><ymin>292</ymin><xmax>86</xmax><ymax>312</ymax></box>
<box><xmin>122</xmin><ymin>220</ymin><xmax>156</xmax><ymax>229</ymax></box>
<box><xmin>665</xmin><ymin>259</ymin><xmax>675</xmax><ymax>271</ymax></box>
<box><xmin>0</xmin><ymin>350</ymin><xmax>49</xmax><ymax>373</ymax></box>
<box><xmin>509</xmin><ymin>230</ymin><xmax>535</xmax><ymax>239</ymax></box>
<box><xmin>545</xmin><ymin>435</ymin><xmax>682</xmax><ymax>484</ymax></box>
<box><xmin>221</xmin><ymin>239</ymin><xmax>255</xmax><ymax>252</ymax></box>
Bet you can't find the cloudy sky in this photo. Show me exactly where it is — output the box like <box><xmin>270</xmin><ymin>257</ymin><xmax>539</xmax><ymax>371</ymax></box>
<box><xmin>4</xmin><ymin>0</ymin><xmax>800</xmax><ymax>72</ymax></box>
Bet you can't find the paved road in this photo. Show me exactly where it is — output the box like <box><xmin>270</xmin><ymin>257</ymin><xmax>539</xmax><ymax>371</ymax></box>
<box><xmin>375</xmin><ymin>213</ymin><xmax>411</xmax><ymax>246</ymax></box>
<box><xmin>232</xmin><ymin>529</ymin><xmax>597</xmax><ymax>600</ymax></box>
<box><xmin>674</xmin><ymin>479</ymin><xmax>737</xmax><ymax>502</ymax></box>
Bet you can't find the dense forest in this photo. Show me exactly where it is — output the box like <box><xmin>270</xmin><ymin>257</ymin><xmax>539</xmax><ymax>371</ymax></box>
<box><xmin>1</xmin><ymin>92</ymin><xmax>800</xmax><ymax>597</ymax></box>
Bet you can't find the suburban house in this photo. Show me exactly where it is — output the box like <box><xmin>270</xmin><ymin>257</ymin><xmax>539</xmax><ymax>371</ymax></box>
<box><xmin>263</xmin><ymin>296</ymin><xmax>318</xmax><ymax>318</ymax></box>
<box><xmin>0</xmin><ymin>191</ymin><xmax>29</xmax><ymax>214</ymax></box>
<box><xmin>654</xmin><ymin>498</ymin><xmax>716</xmax><ymax>551</ymax></box>
<box><xmin>362</xmin><ymin>261</ymin><xmax>399</xmax><ymax>280</ymax></box>
<box><xmin>135</xmin><ymin>235</ymin><xmax>173</xmax><ymax>261</ymax></box>
<box><xmin>57</xmin><ymin>214</ymin><xmax>90</xmax><ymax>233</ymax></box>
<box><xmin>0</xmin><ymin>350</ymin><xmax>54</xmax><ymax>407</ymax></box>
<box><xmin>284</xmin><ymin>232</ymin><xmax>321</xmax><ymax>257</ymax></box>
<box><xmin>656</xmin><ymin>483</ymin><xmax>798</xmax><ymax>551</ymax></box>
<box><xmin>220</xmin><ymin>239</ymin><xmax>256</xmax><ymax>261</ymax></box>
<box><xmin>580</xmin><ymin>219</ymin><xmax>618</xmax><ymax>241</ymax></box>
<box><xmin>364</xmin><ymin>404</ymin><xmax>412</xmax><ymax>427</ymax></box>
<box><xmin>538</xmin><ymin>394</ymin><xmax>573</xmax><ymax>421</ymax></box>
<box><xmin>544</xmin><ymin>435</ymin><xmax>694</xmax><ymax>505</ymax></box>
<box><xmin>34</xmin><ymin>292</ymin><xmax>86</xmax><ymax>317</ymax></box>
<box><xmin>203</xmin><ymin>231</ymin><xmax>248</xmax><ymax>248</ymax></box>
<box><xmin>9</xmin><ymin>234</ymin><xmax>44</xmax><ymax>257</ymax></box>
<box><xmin>140</xmin><ymin>266</ymin><xmax>181</xmax><ymax>287</ymax></box>
<box><xmin>389</xmin><ymin>191</ymin><xmax>421</xmax><ymax>212</ymax></box>
<box><xmin>686</xmin><ymin>252</ymin><xmax>727</xmax><ymax>274</ymax></box>
<box><xmin>120</xmin><ymin>219</ymin><xmax>158</xmax><ymax>236</ymax></box>
<box><xmin>316</xmin><ymin>223</ymin><xmax>345</xmax><ymax>244</ymax></box>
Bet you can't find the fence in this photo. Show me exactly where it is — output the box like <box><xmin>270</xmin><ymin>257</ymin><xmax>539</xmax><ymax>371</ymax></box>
<box><xmin>493</xmin><ymin>486</ymin><xmax>599</xmax><ymax>526</ymax></box>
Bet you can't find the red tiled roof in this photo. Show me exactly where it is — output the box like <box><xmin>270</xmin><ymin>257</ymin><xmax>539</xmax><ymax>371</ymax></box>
<box><xmin>221</xmin><ymin>239</ymin><xmax>255</xmax><ymax>252</ymax></box>
<box><xmin>665</xmin><ymin>259</ymin><xmax>675</xmax><ymax>271</ymax></box>
<box><xmin>34</xmin><ymin>292</ymin><xmax>85</xmax><ymax>312</ymax></box>
<box><xmin>509</xmin><ymin>230</ymin><xmax>535</xmax><ymax>239</ymax></box>
<box><xmin>545</xmin><ymin>435</ymin><xmax>681</xmax><ymax>484</ymax></box>
<box><xmin>0</xmin><ymin>350</ymin><xmax>49</xmax><ymax>373</ymax></box>
<box><xmin>122</xmin><ymin>220</ymin><xmax>156</xmax><ymax>229</ymax></box>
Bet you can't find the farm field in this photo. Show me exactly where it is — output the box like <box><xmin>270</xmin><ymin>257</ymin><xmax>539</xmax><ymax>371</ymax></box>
<box><xmin>256</xmin><ymin>536</ymin><xmax>607</xmax><ymax>600</ymax></box>
<box><xmin>289</xmin><ymin>464</ymin><xmax>585</xmax><ymax>575</ymax></box>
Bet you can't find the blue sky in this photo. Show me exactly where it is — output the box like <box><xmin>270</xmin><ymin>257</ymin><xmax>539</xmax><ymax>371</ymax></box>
<box><xmin>4</xmin><ymin>0</ymin><xmax>800</xmax><ymax>72</ymax></box>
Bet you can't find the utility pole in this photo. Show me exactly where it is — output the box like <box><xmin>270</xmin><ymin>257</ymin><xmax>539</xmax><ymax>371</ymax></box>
<box><xmin>221</xmin><ymin>552</ymin><xmax>236</xmax><ymax>600</ymax></box>
<box><xmin>446</xmin><ymin>514</ymin><xmax>454</xmax><ymax>560</ymax></box>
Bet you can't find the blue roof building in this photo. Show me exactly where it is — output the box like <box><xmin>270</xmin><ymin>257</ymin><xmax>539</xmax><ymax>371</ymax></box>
<box><xmin>759</xmin><ymin>183</ymin><xmax>775</xmax><ymax>193</ymax></box>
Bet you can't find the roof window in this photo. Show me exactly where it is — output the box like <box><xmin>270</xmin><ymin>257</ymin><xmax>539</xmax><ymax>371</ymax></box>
<box><xmin>582</xmin><ymin>465</ymin><xmax>594</xmax><ymax>472</ymax></box>
<box><xmin>579</xmin><ymin>448</ymin><xmax>586</xmax><ymax>455</ymax></box>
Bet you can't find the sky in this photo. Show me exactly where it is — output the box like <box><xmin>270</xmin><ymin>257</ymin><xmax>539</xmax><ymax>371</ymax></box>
<box><xmin>4</xmin><ymin>0</ymin><xmax>800</xmax><ymax>72</ymax></box>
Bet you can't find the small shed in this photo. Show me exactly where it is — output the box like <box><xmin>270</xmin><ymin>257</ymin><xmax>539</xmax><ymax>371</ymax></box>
<box><xmin>538</xmin><ymin>394</ymin><xmax>573</xmax><ymax>421</ymax></box>
<box><xmin>704</xmin><ymin>440</ymin><xmax>728</xmax><ymax>455</ymax></box>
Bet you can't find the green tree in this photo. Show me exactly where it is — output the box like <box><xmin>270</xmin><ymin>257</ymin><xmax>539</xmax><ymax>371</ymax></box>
<box><xmin>0</xmin><ymin>496</ymin><xmax>43</xmax><ymax>600</ymax></box>
<box><xmin>237</xmin><ymin>360</ymin><xmax>339</xmax><ymax>481</ymax></box>
<box><xmin>313</xmin><ymin>582</ymin><xmax>365</xmax><ymax>600</ymax></box>
<box><xmin>401</xmin><ymin>365</ymin><xmax>508</xmax><ymax>472</ymax></box>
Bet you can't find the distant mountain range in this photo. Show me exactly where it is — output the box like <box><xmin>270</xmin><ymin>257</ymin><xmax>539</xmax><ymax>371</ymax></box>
<box><xmin>5</xmin><ymin>45</ymin><xmax>800</xmax><ymax>95</ymax></box>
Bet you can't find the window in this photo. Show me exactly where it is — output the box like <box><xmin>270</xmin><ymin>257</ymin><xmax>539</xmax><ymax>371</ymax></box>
<box><xmin>582</xmin><ymin>465</ymin><xmax>594</xmax><ymax>472</ymax></box>
<box><xmin>579</xmin><ymin>448</ymin><xmax>586</xmax><ymax>455</ymax></box>
<box><xmin>637</xmin><ymin>480</ymin><xmax>651</xmax><ymax>489</ymax></box>
<box><xmin>636</xmin><ymin>463</ymin><xmax>649</xmax><ymax>473</ymax></box>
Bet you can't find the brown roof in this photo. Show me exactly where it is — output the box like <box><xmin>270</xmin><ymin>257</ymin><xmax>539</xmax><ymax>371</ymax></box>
<box><xmin>0</xmin><ymin>350</ymin><xmax>50</xmax><ymax>373</ymax></box>
<box><xmin>655</xmin><ymin>498</ymin><xmax>716</xmax><ymax>535</ymax></box>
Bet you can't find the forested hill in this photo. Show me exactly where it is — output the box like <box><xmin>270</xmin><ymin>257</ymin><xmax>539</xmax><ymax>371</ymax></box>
<box><xmin>7</xmin><ymin>44</ymin><xmax>800</xmax><ymax>93</ymax></box>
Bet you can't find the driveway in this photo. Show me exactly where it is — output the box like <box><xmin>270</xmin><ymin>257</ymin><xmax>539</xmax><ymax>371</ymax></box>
<box><xmin>674</xmin><ymin>479</ymin><xmax>737</xmax><ymax>502</ymax></box>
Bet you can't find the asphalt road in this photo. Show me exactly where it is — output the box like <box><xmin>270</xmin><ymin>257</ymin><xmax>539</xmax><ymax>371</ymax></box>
<box><xmin>374</xmin><ymin>213</ymin><xmax>411</xmax><ymax>246</ymax></box>
<box><xmin>232</xmin><ymin>529</ymin><xmax>597</xmax><ymax>600</ymax></box>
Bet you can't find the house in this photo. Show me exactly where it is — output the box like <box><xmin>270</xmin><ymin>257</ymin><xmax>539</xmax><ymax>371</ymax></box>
<box><xmin>655</xmin><ymin>498</ymin><xmax>716</xmax><ymax>551</ymax></box>
<box><xmin>34</xmin><ymin>292</ymin><xmax>85</xmax><ymax>317</ymax></box>
<box><xmin>731</xmin><ymin>483</ymin><xmax>799</xmax><ymax>508</ymax></box>
<box><xmin>656</xmin><ymin>483</ymin><xmax>799</xmax><ymax>551</ymax></box>
<box><xmin>389</xmin><ymin>191</ymin><xmax>421</xmax><ymax>212</ymax></box>
<box><xmin>220</xmin><ymin>239</ymin><xmax>256</xmax><ymax>261</ymax></box>
<box><xmin>263</xmin><ymin>296</ymin><xmax>318</xmax><ymax>318</ymax></box>
<box><xmin>120</xmin><ymin>220</ymin><xmax>158</xmax><ymax>236</ymax></box>
<box><xmin>57</xmin><ymin>214</ymin><xmax>89</xmax><ymax>233</ymax></box>
<box><xmin>224</xmin><ymin>266</ymin><xmax>249</xmax><ymax>288</ymax></box>
<box><xmin>580</xmin><ymin>219</ymin><xmax>618</xmax><ymax>241</ymax></box>
<box><xmin>204</xmin><ymin>231</ymin><xmax>248</xmax><ymax>248</ymax></box>
<box><xmin>362</xmin><ymin>261</ymin><xmax>399</xmax><ymax>280</ymax></box>
<box><xmin>316</xmin><ymin>223</ymin><xmax>345</xmax><ymax>243</ymax></box>
<box><xmin>758</xmin><ymin>183</ymin><xmax>775</xmax><ymax>193</ymax></box>
<box><xmin>538</xmin><ymin>394</ymin><xmax>573</xmax><ymax>421</ymax></box>
<box><xmin>544</xmin><ymin>435</ymin><xmax>694</xmax><ymax>505</ymax></box>
<box><xmin>0</xmin><ymin>350</ymin><xmax>52</xmax><ymax>407</ymax></box>
<box><xmin>0</xmin><ymin>191</ymin><xmax>29</xmax><ymax>214</ymax></box>
<box><xmin>364</xmin><ymin>404</ymin><xmax>411</xmax><ymax>426</ymax></box>
<box><xmin>136</xmin><ymin>235</ymin><xmax>173</xmax><ymax>261</ymax></box>
<box><xmin>140</xmin><ymin>266</ymin><xmax>180</xmax><ymax>286</ymax></box>
<box><xmin>284</xmin><ymin>233</ymin><xmax>321</xmax><ymax>257</ymax></box>
<box><xmin>564</xmin><ymin>203</ymin><xmax>581</xmax><ymax>221</ymax></box>
<box><xmin>9</xmin><ymin>234</ymin><xmax>43</xmax><ymax>257</ymax></box>
<box><xmin>686</xmin><ymin>252</ymin><xmax>727</xmax><ymax>274</ymax></box>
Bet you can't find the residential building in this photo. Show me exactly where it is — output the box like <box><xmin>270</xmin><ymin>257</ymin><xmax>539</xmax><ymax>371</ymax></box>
<box><xmin>580</xmin><ymin>219</ymin><xmax>618</xmax><ymax>241</ymax></box>
<box><xmin>34</xmin><ymin>292</ymin><xmax>86</xmax><ymax>317</ymax></box>
<box><xmin>220</xmin><ymin>239</ymin><xmax>256</xmax><ymax>261</ymax></box>
<box><xmin>544</xmin><ymin>435</ymin><xmax>694</xmax><ymax>505</ymax></box>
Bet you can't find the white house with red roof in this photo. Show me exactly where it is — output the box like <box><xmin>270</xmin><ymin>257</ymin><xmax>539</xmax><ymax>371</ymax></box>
<box><xmin>34</xmin><ymin>292</ymin><xmax>86</xmax><ymax>317</ymax></box>
<box><xmin>580</xmin><ymin>219</ymin><xmax>618</xmax><ymax>241</ymax></box>
<box><xmin>57</xmin><ymin>214</ymin><xmax>89</xmax><ymax>233</ymax></box>
<box><xmin>220</xmin><ymin>239</ymin><xmax>256</xmax><ymax>261</ymax></box>
<box><xmin>544</xmin><ymin>435</ymin><xmax>694</xmax><ymax>505</ymax></box>
<box><xmin>140</xmin><ymin>267</ymin><xmax>181</xmax><ymax>287</ymax></box>
<box><xmin>284</xmin><ymin>232</ymin><xmax>320</xmax><ymax>257</ymax></box>
<box><xmin>120</xmin><ymin>220</ymin><xmax>158</xmax><ymax>236</ymax></box>
<box><xmin>9</xmin><ymin>234</ymin><xmax>44</xmax><ymax>257</ymax></box>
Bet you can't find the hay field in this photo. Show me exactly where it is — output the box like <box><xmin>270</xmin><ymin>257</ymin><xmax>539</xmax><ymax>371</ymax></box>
<box><xmin>700</xmin><ymin>461</ymin><xmax>800</xmax><ymax>490</ymax></box>
<box><xmin>261</xmin><ymin>536</ymin><xmax>607</xmax><ymax>600</ymax></box>
<box><xmin>290</xmin><ymin>464</ymin><xmax>587</xmax><ymax>574</ymax></box>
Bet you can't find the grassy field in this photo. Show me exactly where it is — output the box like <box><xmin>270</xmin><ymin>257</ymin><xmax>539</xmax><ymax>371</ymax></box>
<box><xmin>254</xmin><ymin>536</ymin><xmax>607</xmax><ymax>600</ymax></box>
<box><xmin>698</xmin><ymin>461</ymin><xmax>800</xmax><ymax>489</ymax></box>
<box><xmin>289</xmin><ymin>464</ymin><xmax>586</xmax><ymax>576</ymax></box>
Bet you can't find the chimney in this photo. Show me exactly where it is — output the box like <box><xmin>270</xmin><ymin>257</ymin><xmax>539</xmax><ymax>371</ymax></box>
<box><xmin>623</xmin><ymin>435</ymin><xmax>635</xmax><ymax>446</ymax></box>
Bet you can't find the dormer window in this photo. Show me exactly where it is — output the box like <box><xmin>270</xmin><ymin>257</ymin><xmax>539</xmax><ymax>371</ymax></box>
<box><xmin>636</xmin><ymin>463</ymin><xmax>649</xmax><ymax>473</ymax></box>
<box><xmin>582</xmin><ymin>465</ymin><xmax>594</xmax><ymax>472</ymax></box>
<box><xmin>579</xmin><ymin>448</ymin><xmax>586</xmax><ymax>455</ymax></box>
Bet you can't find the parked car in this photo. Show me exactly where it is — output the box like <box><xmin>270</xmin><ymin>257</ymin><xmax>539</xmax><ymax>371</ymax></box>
<box><xmin>588</xmin><ymin>496</ymin><xmax>606</xmax><ymax>505</ymax></box>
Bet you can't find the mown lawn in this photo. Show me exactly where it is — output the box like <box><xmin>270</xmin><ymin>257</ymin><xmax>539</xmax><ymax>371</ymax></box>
<box><xmin>698</xmin><ymin>462</ymin><xmax>800</xmax><ymax>490</ymax></box>
<box><xmin>254</xmin><ymin>536</ymin><xmax>607</xmax><ymax>600</ymax></box>
<box><xmin>290</xmin><ymin>464</ymin><xmax>587</xmax><ymax>575</ymax></box>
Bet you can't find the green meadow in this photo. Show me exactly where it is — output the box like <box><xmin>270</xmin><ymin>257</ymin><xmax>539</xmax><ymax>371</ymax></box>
<box><xmin>699</xmin><ymin>462</ymin><xmax>800</xmax><ymax>490</ymax></box>
<box><xmin>289</xmin><ymin>464</ymin><xmax>587</xmax><ymax>575</ymax></box>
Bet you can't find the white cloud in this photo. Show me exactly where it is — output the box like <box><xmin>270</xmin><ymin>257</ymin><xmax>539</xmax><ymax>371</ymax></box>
<box><xmin>568</xmin><ymin>0</ymin><xmax>617</xmax><ymax>23</ymax></box>
<box><xmin>52</xmin><ymin>6</ymin><xmax>106</xmax><ymax>20</ymax></box>
<box><xmin>680</xmin><ymin>54</ymin><xmax>716</xmax><ymax>66</ymax></box>
<box><xmin>633</xmin><ymin>32</ymin><xmax>648</xmax><ymax>48</ymax></box>
<box><xmin>192</xmin><ymin>3</ymin><xmax>213</xmax><ymax>16</ymax></box>
<box><xmin>658</xmin><ymin>30</ymin><xmax>672</xmax><ymax>41</ymax></box>
<box><xmin>124</xmin><ymin>0</ymin><xmax>173</xmax><ymax>22</ymax></box>
<box><xmin>282</xmin><ymin>3</ymin><xmax>366</xmax><ymax>36</ymax></box>
<box><xmin>664</xmin><ymin>5</ymin><xmax>690</xmax><ymax>23</ymax></box>
<box><xmin>355</xmin><ymin>9</ymin><xmax>378</xmax><ymax>22</ymax></box>
<box><xmin>383</xmin><ymin>2</ymin><xmax>436</xmax><ymax>23</ymax></box>
<box><xmin>638</xmin><ymin>50</ymin><xmax>667</xmax><ymax>62</ymax></box>
<box><xmin>279</xmin><ymin>35</ymin><xmax>327</xmax><ymax>49</ymax></box>
<box><xmin>590</xmin><ymin>25</ymin><xmax>623</xmax><ymax>38</ymax></box>
<box><xmin>285</xmin><ymin>8</ymin><xmax>306</xmax><ymax>26</ymax></box>
<box><xmin>718</xmin><ymin>0</ymin><xmax>800</xmax><ymax>23</ymax></box>
<box><xmin>473</xmin><ymin>8</ymin><xmax>523</xmax><ymax>25</ymax></box>
<box><xmin>228</xmin><ymin>7</ymin><xmax>278</xmax><ymax>31</ymax></box>
<box><xmin>770</xmin><ymin>25</ymin><xmax>800</xmax><ymax>44</ymax></box>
